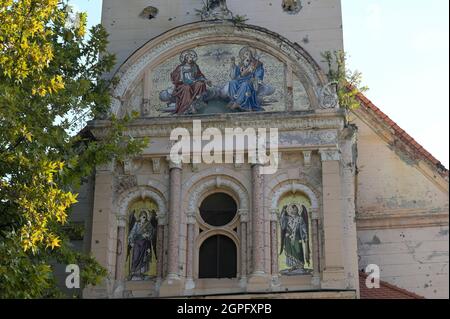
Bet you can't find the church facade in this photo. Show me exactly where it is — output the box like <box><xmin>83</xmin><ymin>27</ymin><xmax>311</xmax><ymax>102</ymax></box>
<box><xmin>73</xmin><ymin>0</ymin><xmax>449</xmax><ymax>299</ymax></box>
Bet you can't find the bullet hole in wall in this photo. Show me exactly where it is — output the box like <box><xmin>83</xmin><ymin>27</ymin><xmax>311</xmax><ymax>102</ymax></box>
<box><xmin>282</xmin><ymin>0</ymin><xmax>302</xmax><ymax>14</ymax></box>
<box><xmin>140</xmin><ymin>6</ymin><xmax>159</xmax><ymax>20</ymax></box>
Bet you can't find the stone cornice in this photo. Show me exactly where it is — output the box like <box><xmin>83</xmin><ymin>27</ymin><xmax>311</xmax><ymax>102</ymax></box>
<box><xmin>89</xmin><ymin>109</ymin><xmax>346</xmax><ymax>139</ymax></box>
<box><xmin>356</xmin><ymin>209</ymin><xmax>449</xmax><ymax>230</ymax></box>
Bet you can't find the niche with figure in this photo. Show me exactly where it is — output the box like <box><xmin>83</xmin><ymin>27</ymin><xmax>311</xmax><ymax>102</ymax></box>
<box><xmin>126</xmin><ymin>200</ymin><xmax>158</xmax><ymax>281</ymax></box>
<box><xmin>278</xmin><ymin>193</ymin><xmax>313</xmax><ymax>275</ymax></box>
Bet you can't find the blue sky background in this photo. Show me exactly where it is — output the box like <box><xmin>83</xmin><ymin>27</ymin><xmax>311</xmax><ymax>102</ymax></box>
<box><xmin>70</xmin><ymin>0</ymin><xmax>449</xmax><ymax>168</ymax></box>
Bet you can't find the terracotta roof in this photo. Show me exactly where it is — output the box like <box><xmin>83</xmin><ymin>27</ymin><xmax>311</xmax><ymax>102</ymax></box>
<box><xmin>350</xmin><ymin>86</ymin><xmax>449</xmax><ymax>178</ymax></box>
<box><xmin>359</xmin><ymin>272</ymin><xmax>425</xmax><ymax>299</ymax></box>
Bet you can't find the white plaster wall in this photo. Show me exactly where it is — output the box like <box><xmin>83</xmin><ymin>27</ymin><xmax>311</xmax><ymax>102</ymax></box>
<box><xmin>358</xmin><ymin>226</ymin><xmax>449</xmax><ymax>299</ymax></box>
<box><xmin>101</xmin><ymin>0</ymin><xmax>343</xmax><ymax>75</ymax></box>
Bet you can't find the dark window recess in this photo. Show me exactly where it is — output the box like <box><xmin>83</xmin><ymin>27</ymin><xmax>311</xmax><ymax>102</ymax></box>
<box><xmin>200</xmin><ymin>193</ymin><xmax>237</xmax><ymax>227</ymax></box>
<box><xmin>199</xmin><ymin>235</ymin><xmax>237</xmax><ymax>279</ymax></box>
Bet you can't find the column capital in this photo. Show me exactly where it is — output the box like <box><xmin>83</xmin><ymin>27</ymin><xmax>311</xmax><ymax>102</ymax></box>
<box><xmin>187</xmin><ymin>211</ymin><xmax>197</xmax><ymax>225</ymax></box>
<box><xmin>319</xmin><ymin>149</ymin><xmax>341</xmax><ymax>162</ymax></box>
<box><xmin>270</xmin><ymin>209</ymin><xmax>279</xmax><ymax>222</ymax></box>
<box><xmin>157</xmin><ymin>212</ymin><xmax>168</xmax><ymax>226</ymax></box>
<box><xmin>97</xmin><ymin>159</ymin><xmax>115</xmax><ymax>172</ymax></box>
<box><xmin>238</xmin><ymin>209</ymin><xmax>249</xmax><ymax>223</ymax></box>
<box><xmin>166</xmin><ymin>156</ymin><xmax>183</xmax><ymax>170</ymax></box>
<box><xmin>117</xmin><ymin>215</ymin><xmax>127</xmax><ymax>228</ymax></box>
<box><xmin>311</xmin><ymin>209</ymin><xmax>320</xmax><ymax>220</ymax></box>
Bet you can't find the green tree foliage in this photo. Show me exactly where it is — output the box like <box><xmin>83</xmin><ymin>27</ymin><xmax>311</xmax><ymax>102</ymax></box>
<box><xmin>0</xmin><ymin>0</ymin><xmax>146</xmax><ymax>297</ymax></box>
<box><xmin>322</xmin><ymin>50</ymin><xmax>368</xmax><ymax>111</ymax></box>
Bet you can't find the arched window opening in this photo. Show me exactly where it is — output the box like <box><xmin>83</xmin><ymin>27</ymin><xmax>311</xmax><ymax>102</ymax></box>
<box><xmin>199</xmin><ymin>235</ymin><xmax>237</xmax><ymax>279</ymax></box>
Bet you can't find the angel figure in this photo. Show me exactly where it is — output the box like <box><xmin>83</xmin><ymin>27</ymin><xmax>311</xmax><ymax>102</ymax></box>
<box><xmin>279</xmin><ymin>204</ymin><xmax>310</xmax><ymax>273</ymax></box>
<box><xmin>127</xmin><ymin>209</ymin><xmax>158</xmax><ymax>280</ymax></box>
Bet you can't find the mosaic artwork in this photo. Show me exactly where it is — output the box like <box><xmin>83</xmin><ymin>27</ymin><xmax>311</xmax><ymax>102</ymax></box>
<box><xmin>126</xmin><ymin>200</ymin><xmax>158</xmax><ymax>281</ymax></box>
<box><xmin>134</xmin><ymin>43</ymin><xmax>311</xmax><ymax>116</ymax></box>
<box><xmin>278</xmin><ymin>193</ymin><xmax>313</xmax><ymax>275</ymax></box>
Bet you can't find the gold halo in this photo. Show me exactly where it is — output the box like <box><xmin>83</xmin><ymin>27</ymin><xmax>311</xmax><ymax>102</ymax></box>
<box><xmin>239</xmin><ymin>46</ymin><xmax>257</xmax><ymax>60</ymax></box>
<box><xmin>135</xmin><ymin>208</ymin><xmax>150</xmax><ymax>221</ymax></box>
<box><xmin>180</xmin><ymin>49</ymin><xmax>198</xmax><ymax>63</ymax></box>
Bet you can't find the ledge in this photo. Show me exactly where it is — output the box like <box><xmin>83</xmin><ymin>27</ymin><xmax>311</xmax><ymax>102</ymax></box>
<box><xmin>356</xmin><ymin>209</ymin><xmax>449</xmax><ymax>230</ymax></box>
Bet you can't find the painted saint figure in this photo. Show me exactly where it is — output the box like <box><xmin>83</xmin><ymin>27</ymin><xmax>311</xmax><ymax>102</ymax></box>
<box><xmin>127</xmin><ymin>210</ymin><xmax>158</xmax><ymax>280</ymax></box>
<box><xmin>228</xmin><ymin>47</ymin><xmax>265</xmax><ymax>111</ymax></box>
<box><xmin>170</xmin><ymin>50</ymin><xmax>211</xmax><ymax>114</ymax></box>
<box><xmin>279</xmin><ymin>204</ymin><xmax>310</xmax><ymax>273</ymax></box>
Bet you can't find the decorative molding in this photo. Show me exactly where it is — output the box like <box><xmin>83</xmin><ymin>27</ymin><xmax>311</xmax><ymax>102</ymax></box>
<box><xmin>356</xmin><ymin>210</ymin><xmax>449</xmax><ymax>230</ymax></box>
<box><xmin>187</xmin><ymin>176</ymin><xmax>249</xmax><ymax>213</ymax></box>
<box><xmin>116</xmin><ymin>186</ymin><xmax>167</xmax><ymax>223</ymax></box>
<box><xmin>318</xmin><ymin>82</ymin><xmax>339</xmax><ymax>109</ymax></box>
<box><xmin>151</xmin><ymin>158</ymin><xmax>161</xmax><ymax>174</ymax></box>
<box><xmin>319</xmin><ymin>149</ymin><xmax>341</xmax><ymax>162</ymax></box>
<box><xmin>115</xmin><ymin>175</ymin><xmax>138</xmax><ymax>196</ymax></box>
<box><xmin>270</xmin><ymin>182</ymin><xmax>319</xmax><ymax>211</ymax></box>
<box><xmin>201</xmin><ymin>0</ymin><xmax>233</xmax><ymax>21</ymax></box>
<box><xmin>90</xmin><ymin>111</ymin><xmax>345</xmax><ymax>140</ymax></box>
<box><xmin>303</xmin><ymin>150</ymin><xmax>312</xmax><ymax>166</ymax></box>
<box><xmin>124</xmin><ymin>158</ymin><xmax>144</xmax><ymax>174</ymax></box>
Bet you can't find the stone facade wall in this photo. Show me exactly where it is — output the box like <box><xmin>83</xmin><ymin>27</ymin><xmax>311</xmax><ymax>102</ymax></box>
<box><xmin>101</xmin><ymin>0</ymin><xmax>343</xmax><ymax>75</ymax></box>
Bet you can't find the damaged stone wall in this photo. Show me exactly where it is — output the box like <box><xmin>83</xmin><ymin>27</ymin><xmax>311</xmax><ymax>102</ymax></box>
<box><xmin>358</xmin><ymin>227</ymin><xmax>449</xmax><ymax>299</ymax></box>
<box><xmin>101</xmin><ymin>0</ymin><xmax>343</xmax><ymax>76</ymax></box>
<box><xmin>353</xmin><ymin>116</ymin><xmax>449</xmax><ymax>299</ymax></box>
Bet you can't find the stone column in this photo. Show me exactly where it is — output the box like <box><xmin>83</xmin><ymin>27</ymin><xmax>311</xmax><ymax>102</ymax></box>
<box><xmin>156</xmin><ymin>212</ymin><xmax>167</xmax><ymax>283</ymax></box>
<box><xmin>185</xmin><ymin>211</ymin><xmax>196</xmax><ymax>290</ymax></box>
<box><xmin>319</xmin><ymin>149</ymin><xmax>345</xmax><ymax>289</ymax></box>
<box><xmin>166</xmin><ymin>158</ymin><xmax>182</xmax><ymax>280</ymax></box>
<box><xmin>311</xmin><ymin>209</ymin><xmax>321</xmax><ymax>287</ymax></box>
<box><xmin>115</xmin><ymin>217</ymin><xmax>127</xmax><ymax>281</ymax></box>
<box><xmin>112</xmin><ymin>216</ymin><xmax>127</xmax><ymax>298</ymax></box>
<box><xmin>270</xmin><ymin>209</ymin><xmax>280</xmax><ymax>287</ymax></box>
<box><xmin>248</xmin><ymin>164</ymin><xmax>270</xmax><ymax>290</ymax></box>
<box><xmin>238</xmin><ymin>209</ymin><xmax>249</xmax><ymax>286</ymax></box>
<box><xmin>159</xmin><ymin>158</ymin><xmax>183</xmax><ymax>297</ymax></box>
<box><xmin>251</xmin><ymin>164</ymin><xmax>265</xmax><ymax>275</ymax></box>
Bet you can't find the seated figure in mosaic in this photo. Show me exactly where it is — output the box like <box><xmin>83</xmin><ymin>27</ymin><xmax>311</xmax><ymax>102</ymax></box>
<box><xmin>169</xmin><ymin>50</ymin><xmax>212</xmax><ymax>114</ymax></box>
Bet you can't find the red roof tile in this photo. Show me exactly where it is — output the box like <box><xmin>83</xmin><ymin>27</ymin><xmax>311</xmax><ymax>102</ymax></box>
<box><xmin>348</xmin><ymin>85</ymin><xmax>449</xmax><ymax>178</ymax></box>
<box><xmin>359</xmin><ymin>272</ymin><xmax>425</xmax><ymax>299</ymax></box>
